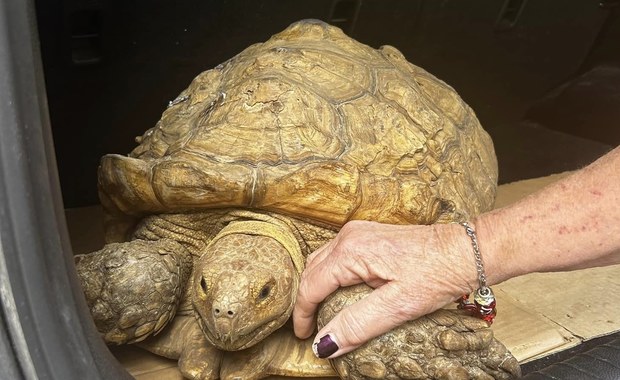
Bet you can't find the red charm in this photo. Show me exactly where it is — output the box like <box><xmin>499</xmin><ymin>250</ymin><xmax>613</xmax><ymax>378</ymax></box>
<box><xmin>457</xmin><ymin>287</ymin><xmax>497</xmax><ymax>324</ymax></box>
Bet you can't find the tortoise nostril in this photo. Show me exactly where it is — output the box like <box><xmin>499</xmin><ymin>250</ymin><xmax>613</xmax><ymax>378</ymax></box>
<box><xmin>213</xmin><ymin>304</ymin><xmax>237</xmax><ymax>318</ymax></box>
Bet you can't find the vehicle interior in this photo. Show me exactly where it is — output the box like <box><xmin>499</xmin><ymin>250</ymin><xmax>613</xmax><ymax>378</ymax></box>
<box><xmin>1</xmin><ymin>0</ymin><xmax>619</xmax><ymax>379</ymax></box>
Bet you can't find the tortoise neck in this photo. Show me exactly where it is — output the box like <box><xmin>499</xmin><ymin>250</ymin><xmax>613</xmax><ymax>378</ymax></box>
<box><xmin>133</xmin><ymin>214</ymin><xmax>210</xmax><ymax>256</ymax></box>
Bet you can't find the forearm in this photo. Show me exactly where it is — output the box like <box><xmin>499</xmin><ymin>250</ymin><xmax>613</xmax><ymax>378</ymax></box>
<box><xmin>475</xmin><ymin>146</ymin><xmax>620</xmax><ymax>285</ymax></box>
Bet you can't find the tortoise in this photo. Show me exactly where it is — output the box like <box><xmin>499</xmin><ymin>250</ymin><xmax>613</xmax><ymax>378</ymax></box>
<box><xmin>75</xmin><ymin>19</ymin><xmax>521</xmax><ymax>379</ymax></box>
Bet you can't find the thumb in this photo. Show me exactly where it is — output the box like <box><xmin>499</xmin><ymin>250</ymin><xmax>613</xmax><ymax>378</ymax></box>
<box><xmin>311</xmin><ymin>283</ymin><xmax>414</xmax><ymax>359</ymax></box>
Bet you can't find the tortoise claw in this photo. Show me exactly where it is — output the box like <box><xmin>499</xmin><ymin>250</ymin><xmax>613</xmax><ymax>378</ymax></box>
<box><xmin>179</xmin><ymin>342</ymin><xmax>221</xmax><ymax>380</ymax></box>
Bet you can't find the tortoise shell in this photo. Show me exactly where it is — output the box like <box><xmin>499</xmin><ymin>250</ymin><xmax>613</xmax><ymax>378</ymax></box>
<box><xmin>98</xmin><ymin>20</ymin><xmax>497</xmax><ymax>236</ymax></box>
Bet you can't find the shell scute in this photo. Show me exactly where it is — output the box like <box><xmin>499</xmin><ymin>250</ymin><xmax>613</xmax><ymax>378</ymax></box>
<box><xmin>339</xmin><ymin>94</ymin><xmax>427</xmax><ymax>177</ymax></box>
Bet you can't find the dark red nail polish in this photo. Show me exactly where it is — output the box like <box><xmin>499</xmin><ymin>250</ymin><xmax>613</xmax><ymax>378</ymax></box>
<box><xmin>313</xmin><ymin>334</ymin><xmax>339</xmax><ymax>359</ymax></box>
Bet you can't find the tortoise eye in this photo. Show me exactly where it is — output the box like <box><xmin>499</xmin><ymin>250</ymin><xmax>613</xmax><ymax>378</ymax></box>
<box><xmin>200</xmin><ymin>277</ymin><xmax>208</xmax><ymax>293</ymax></box>
<box><xmin>258</xmin><ymin>284</ymin><xmax>271</xmax><ymax>300</ymax></box>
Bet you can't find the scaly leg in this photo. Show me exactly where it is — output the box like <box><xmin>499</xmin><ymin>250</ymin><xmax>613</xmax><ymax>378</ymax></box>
<box><xmin>319</xmin><ymin>284</ymin><xmax>521</xmax><ymax>380</ymax></box>
<box><xmin>221</xmin><ymin>327</ymin><xmax>337</xmax><ymax>379</ymax></box>
<box><xmin>74</xmin><ymin>238</ymin><xmax>192</xmax><ymax>344</ymax></box>
<box><xmin>139</xmin><ymin>315</ymin><xmax>222</xmax><ymax>380</ymax></box>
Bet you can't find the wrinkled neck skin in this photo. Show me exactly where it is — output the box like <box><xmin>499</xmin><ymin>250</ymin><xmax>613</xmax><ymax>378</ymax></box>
<box><xmin>192</xmin><ymin>221</ymin><xmax>301</xmax><ymax>351</ymax></box>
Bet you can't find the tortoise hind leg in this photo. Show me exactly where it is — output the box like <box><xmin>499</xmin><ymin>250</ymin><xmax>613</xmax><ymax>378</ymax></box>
<box><xmin>74</xmin><ymin>238</ymin><xmax>192</xmax><ymax>344</ymax></box>
<box><xmin>319</xmin><ymin>284</ymin><xmax>521</xmax><ymax>380</ymax></box>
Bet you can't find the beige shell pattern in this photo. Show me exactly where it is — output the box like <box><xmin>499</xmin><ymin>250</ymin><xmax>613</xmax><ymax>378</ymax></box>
<box><xmin>98</xmin><ymin>20</ymin><xmax>498</xmax><ymax>233</ymax></box>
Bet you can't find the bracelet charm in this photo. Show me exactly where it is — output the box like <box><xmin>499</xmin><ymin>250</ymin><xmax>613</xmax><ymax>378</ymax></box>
<box><xmin>457</xmin><ymin>287</ymin><xmax>497</xmax><ymax>323</ymax></box>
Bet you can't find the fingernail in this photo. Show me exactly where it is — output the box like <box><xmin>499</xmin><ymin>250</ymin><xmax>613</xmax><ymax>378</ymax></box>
<box><xmin>312</xmin><ymin>334</ymin><xmax>339</xmax><ymax>359</ymax></box>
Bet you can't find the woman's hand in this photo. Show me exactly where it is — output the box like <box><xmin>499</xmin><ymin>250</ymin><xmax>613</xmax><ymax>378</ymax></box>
<box><xmin>294</xmin><ymin>146</ymin><xmax>620</xmax><ymax>359</ymax></box>
<box><xmin>292</xmin><ymin>220</ymin><xmax>477</xmax><ymax>359</ymax></box>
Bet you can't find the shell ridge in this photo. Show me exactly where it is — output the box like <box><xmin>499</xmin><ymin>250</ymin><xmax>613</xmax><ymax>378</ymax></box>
<box><xmin>178</xmin><ymin>148</ymin><xmax>345</xmax><ymax>169</ymax></box>
<box><xmin>369</xmin><ymin>64</ymin><xmax>379</xmax><ymax>98</ymax></box>
<box><xmin>372</xmin><ymin>78</ymin><xmax>431</xmax><ymax>140</ymax></box>
<box><xmin>344</xmin><ymin>171</ymin><xmax>365</xmax><ymax>222</ymax></box>
<box><xmin>414</xmin><ymin>72</ymin><xmax>464</xmax><ymax>127</ymax></box>
<box><xmin>249</xmin><ymin>166</ymin><xmax>259</xmax><ymax>207</ymax></box>
<box><xmin>163</xmin><ymin>107</ymin><xmax>218</xmax><ymax>157</ymax></box>
<box><xmin>334</xmin><ymin>107</ymin><xmax>352</xmax><ymax>160</ymax></box>
<box><xmin>147</xmin><ymin>161</ymin><xmax>166</xmax><ymax>212</ymax></box>
<box><xmin>332</xmin><ymin>90</ymin><xmax>370</xmax><ymax>107</ymax></box>
<box><xmin>267</xmin><ymin>39</ymin><xmax>385</xmax><ymax>64</ymax></box>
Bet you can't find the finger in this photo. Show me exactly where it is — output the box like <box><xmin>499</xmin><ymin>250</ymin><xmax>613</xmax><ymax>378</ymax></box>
<box><xmin>293</xmin><ymin>251</ymin><xmax>366</xmax><ymax>339</ymax></box>
<box><xmin>311</xmin><ymin>283</ymin><xmax>414</xmax><ymax>359</ymax></box>
<box><xmin>293</xmin><ymin>243</ymin><xmax>336</xmax><ymax>339</ymax></box>
<box><xmin>293</xmin><ymin>258</ymin><xmax>342</xmax><ymax>339</ymax></box>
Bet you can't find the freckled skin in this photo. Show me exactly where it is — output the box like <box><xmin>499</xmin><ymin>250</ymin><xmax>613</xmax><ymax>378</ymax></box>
<box><xmin>477</xmin><ymin>146</ymin><xmax>620</xmax><ymax>281</ymax></box>
<box><xmin>193</xmin><ymin>234</ymin><xmax>297</xmax><ymax>351</ymax></box>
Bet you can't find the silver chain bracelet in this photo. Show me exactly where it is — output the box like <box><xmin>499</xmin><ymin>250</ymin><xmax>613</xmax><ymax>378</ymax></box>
<box><xmin>457</xmin><ymin>221</ymin><xmax>497</xmax><ymax>323</ymax></box>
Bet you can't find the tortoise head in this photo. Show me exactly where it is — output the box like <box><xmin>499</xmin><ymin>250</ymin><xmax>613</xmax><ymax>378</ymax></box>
<box><xmin>192</xmin><ymin>221</ymin><xmax>304</xmax><ymax>351</ymax></box>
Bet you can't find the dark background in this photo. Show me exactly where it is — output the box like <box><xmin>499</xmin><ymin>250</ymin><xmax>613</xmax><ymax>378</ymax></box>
<box><xmin>34</xmin><ymin>0</ymin><xmax>620</xmax><ymax>208</ymax></box>
<box><xmin>29</xmin><ymin>0</ymin><xmax>620</xmax><ymax>374</ymax></box>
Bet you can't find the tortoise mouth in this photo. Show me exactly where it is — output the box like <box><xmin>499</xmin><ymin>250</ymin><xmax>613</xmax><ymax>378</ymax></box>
<box><xmin>195</xmin><ymin>309</ymin><xmax>289</xmax><ymax>351</ymax></box>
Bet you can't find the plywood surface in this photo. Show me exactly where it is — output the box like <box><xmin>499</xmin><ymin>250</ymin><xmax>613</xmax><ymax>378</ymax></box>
<box><xmin>67</xmin><ymin>172</ymin><xmax>620</xmax><ymax>378</ymax></box>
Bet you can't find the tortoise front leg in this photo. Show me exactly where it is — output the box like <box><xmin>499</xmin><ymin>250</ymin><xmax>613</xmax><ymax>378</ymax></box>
<box><xmin>138</xmin><ymin>315</ymin><xmax>222</xmax><ymax>380</ymax></box>
<box><xmin>74</xmin><ymin>239</ymin><xmax>192</xmax><ymax>344</ymax></box>
<box><xmin>319</xmin><ymin>284</ymin><xmax>521</xmax><ymax>380</ymax></box>
<box><xmin>221</xmin><ymin>327</ymin><xmax>336</xmax><ymax>380</ymax></box>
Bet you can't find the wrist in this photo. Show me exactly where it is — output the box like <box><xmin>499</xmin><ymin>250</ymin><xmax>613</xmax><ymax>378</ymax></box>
<box><xmin>471</xmin><ymin>210</ymin><xmax>523</xmax><ymax>285</ymax></box>
<box><xmin>450</xmin><ymin>220</ymin><xmax>500</xmax><ymax>323</ymax></box>
<box><xmin>435</xmin><ymin>223</ymin><xmax>481</xmax><ymax>296</ymax></box>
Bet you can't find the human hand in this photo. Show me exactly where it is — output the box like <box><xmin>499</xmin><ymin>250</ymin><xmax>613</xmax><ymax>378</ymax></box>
<box><xmin>293</xmin><ymin>220</ymin><xmax>477</xmax><ymax>359</ymax></box>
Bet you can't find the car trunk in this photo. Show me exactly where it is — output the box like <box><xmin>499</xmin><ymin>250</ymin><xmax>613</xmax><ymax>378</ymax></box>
<box><xmin>1</xmin><ymin>0</ymin><xmax>619</xmax><ymax>379</ymax></box>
